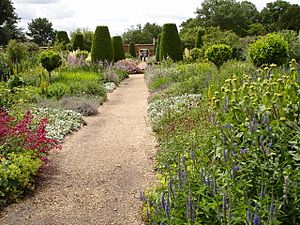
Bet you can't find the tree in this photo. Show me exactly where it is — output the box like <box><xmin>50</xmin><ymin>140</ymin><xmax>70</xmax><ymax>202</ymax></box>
<box><xmin>91</xmin><ymin>26</ymin><xmax>113</xmax><ymax>63</ymax></box>
<box><xmin>155</xmin><ymin>34</ymin><xmax>161</xmax><ymax>62</ymax></box>
<box><xmin>27</xmin><ymin>18</ymin><xmax>55</xmax><ymax>46</ymax></box>
<box><xmin>122</xmin><ymin>23</ymin><xmax>162</xmax><ymax>44</ymax></box>
<box><xmin>71</xmin><ymin>28</ymin><xmax>94</xmax><ymax>51</ymax></box>
<box><xmin>196</xmin><ymin>0</ymin><xmax>259</xmax><ymax>36</ymax></box>
<box><xmin>56</xmin><ymin>31</ymin><xmax>69</xmax><ymax>45</ymax></box>
<box><xmin>72</xmin><ymin>33</ymin><xmax>84</xmax><ymax>50</ymax></box>
<box><xmin>261</xmin><ymin>0</ymin><xmax>291</xmax><ymax>32</ymax></box>
<box><xmin>129</xmin><ymin>43</ymin><xmax>136</xmax><ymax>57</ymax></box>
<box><xmin>279</xmin><ymin>4</ymin><xmax>300</xmax><ymax>31</ymax></box>
<box><xmin>0</xmin><ymin>0</ymin><xmax>24</xmax><ymax>45</ymax></box>
<box><xmin>112</xmin><ymin>36</ymin><xmax>125</xmax><ymax>62</ymax></box>
<box><xmin>179</xmin><ymin>18</ymin><xmax>202</xmax><ymax>49</ymax></box>
<box><xmin>159</xmin><ymin>23</ymin><xmax>183</xmax><ymax>61</ymax></box>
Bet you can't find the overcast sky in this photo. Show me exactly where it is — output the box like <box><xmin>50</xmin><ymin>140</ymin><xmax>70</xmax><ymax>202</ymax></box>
<box><xmin>12</xmin><ymin>0</ymin><xmax>300</xmax><ymax>36</ymax></box>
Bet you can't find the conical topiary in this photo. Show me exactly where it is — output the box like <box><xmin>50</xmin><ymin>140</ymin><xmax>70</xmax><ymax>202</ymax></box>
<box><xmin>195</xmin><ymin>28</ymin><xmax>205</xmax><ymax>48</ymax></box>
<box><xmin>91</xmin><ymin>26</ymin><xmax>113</xmax><ymax>63</ymax></box>
<box><xmin>155</xmin><ymin>34</ymin><xmax>161</xmax><ymax>62</ymax></box>
<box><xmin>56</xmin><ymin>31</ymin><xmax>70</xmax><ymax>45</ymax></box>
<box><xmin>129</xmin><ymin>42</ymin><xmax>136</xmax><ymax>57</ymax></box>
<box><xmin>159</xmin><ymin>23</ymin><xmax>183</xmax><ymax>61</ymax></box>
<box><xmin>72</xmin><ymin>33</ymin><xmax>84</xmax><ymax>50</ymax></box>
<box><xmin>112</xmin><ymin>36</ymin><xmax>125</xmax><ymax>62</ymax></box>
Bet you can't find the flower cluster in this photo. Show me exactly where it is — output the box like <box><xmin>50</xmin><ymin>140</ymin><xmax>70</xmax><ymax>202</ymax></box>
<box><xmin>113</xmin><ymin>59</ymin><xmax>142</xmax><ymax>74</ymax></box>
<box><xmin>104</xmin><ymin>82</ymin><xmax>116</xmax><ymax>93</ymax></box>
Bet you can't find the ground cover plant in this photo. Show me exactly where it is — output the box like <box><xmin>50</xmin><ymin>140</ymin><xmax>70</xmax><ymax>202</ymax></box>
<box><xmin>144</xmin><ymin>59</ymin><xmax>300</xmax><ymax>224</ymax></box>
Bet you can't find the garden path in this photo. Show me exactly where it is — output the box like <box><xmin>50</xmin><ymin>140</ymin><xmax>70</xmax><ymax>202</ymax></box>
<box><xmin>0</xmin><ymin>73</ymin><xmax>156</xmax><ymax>225</ymax></box>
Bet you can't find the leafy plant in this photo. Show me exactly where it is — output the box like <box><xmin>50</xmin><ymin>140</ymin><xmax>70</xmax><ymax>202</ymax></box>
<box><xmin>40</xmin><ymin>50</ymin><xmax>62</xmax><ymax>78</ymax></box>
<box><xmin>248</xmin><ymin>33</ymin><xmax>288</xmax><ymax>67</ymax></box>
<box><xmin>6</xmin><ymin>40</ymin><xmax>26</xmax><ymax>74</ymax></box>
<box><xmin>205</xmin><ymin>44</ymin><xmax>232</xmax><ymax>68</ymax></box>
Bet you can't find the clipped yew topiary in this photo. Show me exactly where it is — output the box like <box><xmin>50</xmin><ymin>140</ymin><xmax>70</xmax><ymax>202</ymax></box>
<box><xmin>56</xmin><ymin>31</ymin><xmax>70</xmax><ymax>44</ymax></box>
<box><xmin>112</xmin><ymin>36</ymin><xmax>125</xmax><ymax>62</ymax></box>
<box><xmin>72</xmin><ymin>33</ymin><xmax>84</xmax><ymax>50</ymax></box>
<box><xmin>129</xmin><ymin>42</ymin><xmax>136</xmax><ymax>57</ymax></box>
<box><xmin>248</xmin><ymin>33</ymin><xmax>288</xmax><ymax>67</ymax></box>
<box><xmin>195</xmin><ymin>28</ymin><xmax>205</xmax><ymax>48</ymax></box>
<box><xmin>159</xmin><ymin>23</ymin><xmax>183</xmax><ymax>61</ymax></box>
<box><xmin>205</xmin><ymin>44</ymin><xmax>232</xmax><ymax>68</ymax></box>
<box><xmin>155</xmin><ymin>34</ymin><xmax>161</xmax><ymax>62</ymax></box>
<box><xmin>91</xmin><ymin>26</ymin><xmax>113</xmax><ymax>63</ymax></box>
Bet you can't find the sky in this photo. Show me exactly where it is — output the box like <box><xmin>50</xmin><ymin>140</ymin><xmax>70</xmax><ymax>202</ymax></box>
<box><xmin>12</xmin><ymin>0</ymin><xmax>300</xmax><ymax>36</ymax></box>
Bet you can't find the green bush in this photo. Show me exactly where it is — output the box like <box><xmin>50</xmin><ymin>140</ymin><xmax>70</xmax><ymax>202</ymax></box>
<box><xmin>6</xmin><ymin>40</ymin><xmax>26</xmax><ymax>74</ymax></box>
<box><xmin>91</xmin><ymin>26</ymin><xmax>113</xmax><ymax>63</ymax></box>
<box><xmin>40</xmin><ymin>50</ymin><xmax>62</xmax><ymax>78</ymax></box>
<box><xmin>56</xmin><ymin>31</ymin><xmax>70</xmax><ymax>45</ymax></box>
<box><xmin>75</xmin><ymin>50</ymin><xmax>89</xmax><ymax>59</ymax></box>
<box><xmin>112</xmin><ymin>36</ymin><xmax>125</xmax><ymax>62</ymax></box>
<box><xmin>0</xmin><ymin>151</ymin><xmax>42</xmax><ymax>205</ymax></box>
<box><xmin>205</xmin><ymin>44</ymin><xmax>232</xmax><ymax>68</ymax></box>
<box><xmin>129</xmin><ymin>42</ymin><xmax>136</xmax><ymax>57</ymax></box>
<box><xmin>47</xmin><ymin>82</ymin><xmax>70</xmax><ymax>99</ymax></box>
<box><xmin>72</xmin><ymin>33</ymin><xmax>84</xmax><ymax>51</ymax></box>
<box><xmin>159</xmin><ymin>23</ymin><xmax>183</xmax><ymax>61</ymax></box>
<box><xmin>0</xmin><ymin>52</ymin><xmax>10</xmax><ymax>81</ymax></box>
<box><xmin>279</xmin><ymin>30</ymin><xmax>300</xmax><ymax>62</ymax></box>
<box><xmin>195</xmin><ymin>28</ymin><xmax>205</xmax><ymax>48</ymax></box>
<box><xmin>189</xmin><ymin>48</ymin><xmax>204</xmax><ymax>61</ymax></box>
<box><xmin>248</xmin><ymin>33</ymin><xmax>288</xmax><ymax>67</ymax></box>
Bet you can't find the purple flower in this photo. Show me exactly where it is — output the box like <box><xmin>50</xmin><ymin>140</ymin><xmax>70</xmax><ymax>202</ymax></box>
<box><xmin>247</xmin><ymin>207</ymin><xmax>252</xmax><ymax>222</ymax></box>
<box><xmin>190</xmin><ymin>150</ymin><xmax>195</xmax><ymax>160</ymax></box>
<box><xmin>253</xmin><ymin>212</ymin><xmax>259</xmax><ymax>225</ymax></box>
<box><xmin>269</xmin><ymin>198</ymin><xmax>275</xmax><ymax>221</ymax></box>
<box><xmin>240</xmin><ymin>147</ymin><xmax>249</xmax><ymax>154</ymax></box>
<box><xmin>222</xmin><ymin>193</ymin><xmax>227</xmax><ymax>212</ymax></box>
<box><xmin>186</xmin><ymin>190</ymin><xmax>195</xmax><ymax>222</ymax></box>
<box><xmin>224</xmin><ymin>96</ymin><xmax>229</xmax><ymax>113</ymax></box>
<box><xmin>233</xmin><ymin>165</ymin><xmax>240</xmax><ymax>171</ymax></box>
<box><xmin>213</xmin><ymin>177</ymin><xmax>217</xmax><ymax>194</ymax></box>
<box><xmin>262</xmin><ymin>112</ymin><xmax>269</xmax><ymax>124</ymax></box>
<box><xmin>160</xmin><ymin>191</ymin><xmax>166</xmax><ymax>210</ymax></box>
<box><xmin>249</xmin><ymin>116</ymin><xmax>258</xmax><ymax>133</ymax></box>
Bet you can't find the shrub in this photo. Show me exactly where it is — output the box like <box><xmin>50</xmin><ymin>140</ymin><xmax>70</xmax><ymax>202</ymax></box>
<box><xmin>159</xmin><ymin>23</ymin><xmax>183</xmax><ymax>61</ymax></box>
<box><xmin>129</xmin><ymin>42</ymin><xmax>136</xmax><ymax>57</ymax></box>
<box><xmin>56</xmin><ymin>31</ymin><xmax>70</xmax><ymax>45</ymax></box>
<box><xmin>72</xmin><ymin>33</ymin><xmax>84</xmax><ymax>50</ymax></box>
<box><xmin>0</xmin><ymin>52</ymin><xmax>10</xmax><ymax>81</ymax></box>
<box><xmin>248</xmin><ymin>33</ymin><xmax>288</xmax><ymax>67</ymax></box>
<box><xmin>113</xmin><ymin>59</ymin><xmax>141</xmax><ymax>74</ymax></box>
<box><xmin>6</xmin><ymin>40</ymin><xmax>26</xmax><ymax>74</ymax></box>
<box><xmin>195</xmin><ymin>28</ymin><xmax>205</xmax><ymax>48</ymax></box>
<box><xmin>189</xmin><ymin>48</ymin><xmax>204</xmax><ymax>61</ymax></box>
<box><xmin>47</xmin><ymin>82</ymin><xmax>71</xmax><ymax>99</ymax></box>
<box><xmin>112</xmin><ymin>36</ymin><xmax>125</xmax><ymax>62</ymax></box>
<box><xmin>91</xmin><ymin>26</ymin><xmax>113</xmax><ymax>63</ymax></box>
<box><xmin>40</xmin><ymin>50</ymin><xmax>62</xmax><ymax>78</ymax></box>
<box><xmin>75</xmin><ymin>50</ymin><xmax>89</xmax><ymax>60</ymax></box>
<box><xmin>103</xmin><ymin>68</ymin><xmax>120</xmax><ymax>85</ymax></box>
<box><xmin>279</xmin><ymin>30</ymin><xmax>300</xmax><ymax>62</ymax></box>
<box><xmin>205</xmin><ymin>44</ymin><xmax>232</xmax><ymax>68</ymax></box>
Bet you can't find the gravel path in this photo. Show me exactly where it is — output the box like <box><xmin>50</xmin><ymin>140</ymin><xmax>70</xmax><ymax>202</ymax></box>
<box><xmin>0</xmin><ymin>74</ymin><xmax>156</xmax><ymax>225</ymax></box>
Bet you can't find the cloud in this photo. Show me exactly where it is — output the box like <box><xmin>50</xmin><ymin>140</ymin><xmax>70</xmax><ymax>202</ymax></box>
<box><xmin>14</xmin><ymin>0</ymin><xmax>61</xmax><ymax>4</ymax></box>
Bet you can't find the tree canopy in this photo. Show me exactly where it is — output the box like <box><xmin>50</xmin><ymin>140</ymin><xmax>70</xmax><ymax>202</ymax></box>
<box><xmin>27</xmin><ymin>18</ymin><xmax>55</xmax><ymax>46</ymax></box>
<box><xmin>122</xmin><ymin>23</ymin><xmax>161</xmax><ymax>44</ymax></box>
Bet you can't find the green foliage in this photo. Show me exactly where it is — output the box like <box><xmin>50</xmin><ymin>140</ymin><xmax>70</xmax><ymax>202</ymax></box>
<box><xmin>160</xmin><ymin>23</ymin><xmax>183</xmax><ymax>61</ymax></box>
<box><xmin>203</xmin><ymin>26</ymin><xmax>239</xmax><ymax>49</ymax></box>
<box><xmin>27</xmin><ymin>17</ymin><xmax>55</xmax><ymax>46</ymax></box>
<box><xmin>112</xmin><ymin>36</ymin><xmax>125</xmax><ymax>62</ymax></box>
<box><xmin>145</xmin><ymin>60</ymin><xmax>300</xmax><ymax>224</ymax></box>
<box><xmin>195</xmin><ymin>28</ymin><xmax>205</xmax><ymax>48</ymax></box>
<box><xmin>189</xmin><ymin>48</ymin><xmax>204</xmax><ymax>62</ymax></box>
<box><xmin>129</xmin><ymin>42</ymin><xmax>136</xmax><ymax>57</ymax></box>
<box><xmin>155</xmin><ymin>34</ymin><xmax>161</xmax><ymax>62</ymax></box>
<box><xmin>47</xmin><ymin>82</ymin><xmax>70</xmax><ymax>99</ymax></box>
<box><xmin>0</xmin><ymin>52</ymin><xmax>10</xmax><ymax>81</ymax></box>
<box><xmin>75</xmin><ymin>50</ymin><xmax>89</xmax><ymax>59</ymax></box>
<box><xmin>0</xmin><ymin>151</ymin><xmax>42</xmax><ymax>205</ymax></box>
<box><xmin>248</xmin><ymin>33</ymin><xmax>288</xmax><ymax>67</ymax></box>
<box><xmin>40</xmin><ymin>50</ymin><xmax>62</xmax><ymax>76</ymax></box>
<box><xmin>72</xmin><ymin>33</ymin><xmax>84</xmax><ymax>50</ymax></box>
<box><xmin>6</xmin><ymin>39</ymin><xmax>26</xmax><ymax>74</ymax></box>
<box><xmin>91</xmin><ymin>26</ymin><xmax>113</xmax><ymax>63</ymax></box>
<box><xmin>56</xmin><ymin>31</ymin><xmax>70</xmax><ymax>45</ymax></box>
<box><xmin>205</xmin><ymin>44</ymin><xmax>232</xmax><ymax>68</ymax></box>
<box><xmin>279</xmin><ymin>30</ymin><xmax>300</xmax><ymax>62</ymax></box>
<box><xmin>122</xmin><ymin>23</ymin><xmax>161</xmax><ymax>44</ymax></box>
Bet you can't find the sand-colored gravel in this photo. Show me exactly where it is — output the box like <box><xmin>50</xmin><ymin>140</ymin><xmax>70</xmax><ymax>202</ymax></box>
<box><xmin>0</xmin><ymin>73</ymin><xmax>156</xmax><ymax>225</ymax></box>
